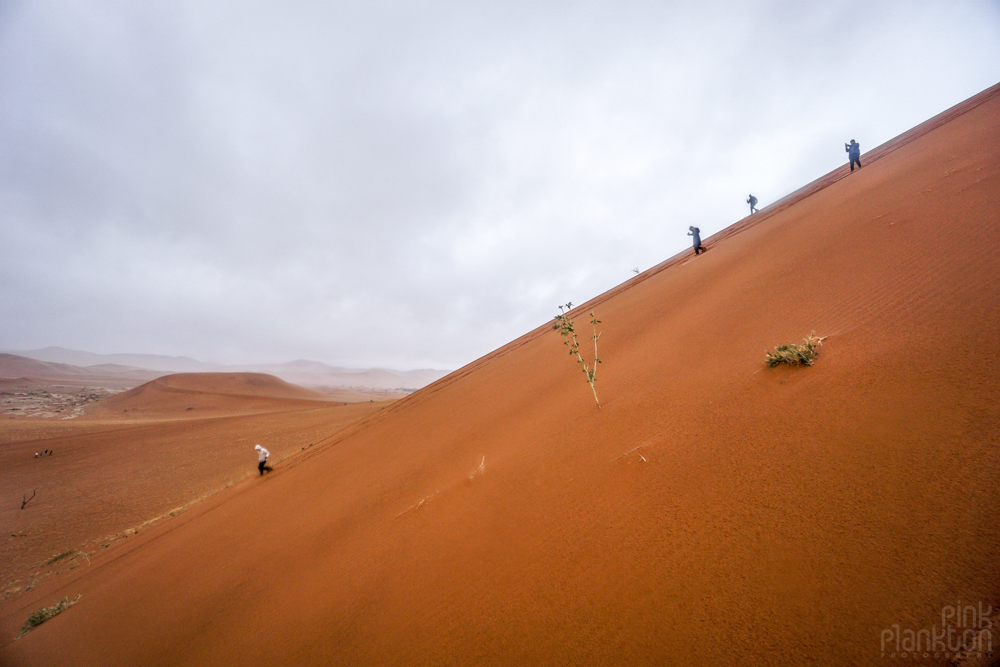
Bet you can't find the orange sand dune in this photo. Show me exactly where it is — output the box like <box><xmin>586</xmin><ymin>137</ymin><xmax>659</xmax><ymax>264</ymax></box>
<box><xmin>0</xmin><ymin>375</ymin><xmax>393</xmax><ymax>598</ymax></box>
<box><xmin>2</xmin><ymin>85</ymin><xmax>999</xmax><ymax>666</ymax></box>
<box><xmin>89</xmin><ymin>372</ymin><xmax>331</xmax><ymax>419</ymax></box>
<box><xmin>141</xmin><ymin>372</ymin><xmax>328</xmax><ymax>399</ymax></box>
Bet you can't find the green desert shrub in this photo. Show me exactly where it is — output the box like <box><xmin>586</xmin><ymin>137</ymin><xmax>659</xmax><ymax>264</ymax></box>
<box><xmin>46</xmin><ymin>550</ymin><xmax>75</xmax><ymax>566</ymax></box>
<box><xmin>552</xmin><ymin>303</ymin><xmax>602</xmax><ymax>407</ymax></box>
<box><xmin>18</xmin><ymin>595</ymin><xmax>80</xmax><ymax>638</ymax></box>
<box><xmin>765</xmin><ymin>332</ymin><xmax>825</xmax><ymax>367</ymax></box>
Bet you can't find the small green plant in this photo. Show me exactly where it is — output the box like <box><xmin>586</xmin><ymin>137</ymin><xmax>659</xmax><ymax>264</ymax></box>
<box><xmin>765</xmin><ymin>331</ymin><xmax>826</xmax><ymax>367</ymax></box>
<box><xmin>18</xmin><ymin>595</ymin><xmax>80</xmax><ymax>638</ymax></box>
<box><xmin>46</xmin><ymin>550</ymin><xmax>75</xmax><ymax>566</ymax></box>
<box><xmin>552</xmin><ymin>303</ymin><xmax>602</xmax><ymax>407</ymax></box>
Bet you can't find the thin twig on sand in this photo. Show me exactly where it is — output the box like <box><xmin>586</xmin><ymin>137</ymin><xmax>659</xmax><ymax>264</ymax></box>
<box><xmin>469</xmin><ymin>456</ymin><xmax>485</xmax><ymax>481</ymax></box>
<box><xmin>613</xmin><ymin>444</ymin><xmax>650</xmax><ymax>462</ymax></box>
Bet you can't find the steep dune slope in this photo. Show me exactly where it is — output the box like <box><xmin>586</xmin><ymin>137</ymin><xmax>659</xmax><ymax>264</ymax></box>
<box><xmin>2</xmin><ymin>86</ymin><xmax>999</xmax><ymax>665</ymax></box>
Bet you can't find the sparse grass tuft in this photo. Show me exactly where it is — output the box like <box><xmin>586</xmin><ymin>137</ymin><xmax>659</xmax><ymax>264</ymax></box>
<box><xmin>45</xmin><ymin>551</ymin><xmax>75</xmax><ymax>566</ymax></box>
<box><xmin>765</xmin><ymin>332</ymin><xmax>826</xmax><ymax>367</ymax></box>
<box><xmin>18</xmin><ymin>595</ymin><xmax>80</xmax><ymax>638</ymax></box>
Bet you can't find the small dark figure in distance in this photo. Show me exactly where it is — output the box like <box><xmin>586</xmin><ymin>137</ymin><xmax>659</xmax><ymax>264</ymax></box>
<box><xmin>255</xmin><ymin>444</ymin><xmax>272</xmax><ymax>475</ymax></box>
<box><xmin>845</xmin><ymin>139</ymin><xmax>862</xmax><ymax>171</ymax></box>
<box><xmin>688</xmin><ymin>226</ymin><xmax>705</xmax><ymax>255</ymax></box>
<box><xmin>747</xmin><ymin>194</ymin><xmax>758</xmax><ymax>214</ymax></box>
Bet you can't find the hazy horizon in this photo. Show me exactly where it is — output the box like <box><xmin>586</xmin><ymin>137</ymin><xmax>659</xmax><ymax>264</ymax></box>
<box><xmin>2</xmin><ymin>345</ymin><xmax>451</xmax><ymax>373</ymax></box>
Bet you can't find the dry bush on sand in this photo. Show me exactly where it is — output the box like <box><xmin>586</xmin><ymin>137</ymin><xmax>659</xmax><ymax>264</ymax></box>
<box><xmin>765</xmin><ymin>332</ymin><xmax>826</xmax><ymax>367</ymax></box>
<box><xmin>18</xmin><ymin>595</ymin><xmax>81</xmax><ymax>638</ymax></box>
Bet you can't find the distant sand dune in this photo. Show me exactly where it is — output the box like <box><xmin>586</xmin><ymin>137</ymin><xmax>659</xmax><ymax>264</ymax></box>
<box><xmin>0</xmin><ymin>354</ymin><xmax>94</xmax><ymax>379</ymax></box>
<box><xmin>0</xmin><ymin>353</ymin><xmax>168</xmax><ymax>389</ymax></box>
<box><xmin>90</xmin><ymin>372</ymin><xmax>329</xmax><ymax>418</ymax></box>
<box><xmin>0</xmin><ymin>374</ymin><xmax>393</xmax><ymax>595</ymax></box>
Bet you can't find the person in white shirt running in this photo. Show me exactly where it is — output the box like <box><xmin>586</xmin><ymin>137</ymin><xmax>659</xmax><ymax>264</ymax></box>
<box><xmin>255</xmin><ymin>444</ymin><xmax>271</xmax><ymax>475</ymax></box>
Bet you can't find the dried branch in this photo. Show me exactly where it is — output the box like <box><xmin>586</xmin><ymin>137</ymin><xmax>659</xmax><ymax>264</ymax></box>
<box><xmin>21</xmin><ymin>489</ymin><xmax>36</xmax><ymax>510</ymax></box>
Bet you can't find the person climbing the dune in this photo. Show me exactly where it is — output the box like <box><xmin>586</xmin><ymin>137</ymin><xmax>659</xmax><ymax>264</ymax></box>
<box><xmin>845</xmin><ymin>139</ymin><xmax>862</xmax><ymax>172</ymax></box>
<box><xmin>688</xmin><ymin>226</ymin><xmax>705</xmax><ymax>255</ymax></box>
<box><xmin>255</xmin><ymin>444</ymin><xmax>271</xmax><ymax>475</ymax></box>
<box><xmin>747</xmin><ymin>194</ymin><xmax>758</xmax><ymax>214</ymax></box>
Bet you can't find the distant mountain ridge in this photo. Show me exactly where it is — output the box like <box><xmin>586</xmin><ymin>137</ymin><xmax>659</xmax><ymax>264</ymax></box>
<box><xmin>11</xmin><ymin>347</ymin><xmax>211</xmax><ymax>373</ymax></box>
<box><xmin>0</xmin><ymin>353</ymin><xmax>97</xmax><ymax>378</ymax></box>
<box><xmin>7</xmin><ymin>347</ymin><xmax>451</xmax><ymax>391</ymax></box>
<box><xmin>0</xmin><ymin>353</ymin><xmax>167</xmax><ymax>385</ymax></box>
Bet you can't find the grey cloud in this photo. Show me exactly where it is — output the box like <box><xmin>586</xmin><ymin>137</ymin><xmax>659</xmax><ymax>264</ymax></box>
<box><xmin>2</xmin><ymin>0</ymin><xmax>998</xmax><ymax>368</ymax></box>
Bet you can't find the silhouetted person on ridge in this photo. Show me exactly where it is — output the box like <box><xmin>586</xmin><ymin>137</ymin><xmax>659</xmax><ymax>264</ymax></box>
<box><xmin>845</xmin><ymin>139</ymin><xmax>862</xmax><ymax>171</ymax></box>
<box><xmin>688</xmin><ymin>226</ymin><xmax>705</xmax><ymax>255</ymax></box>
<box><xmin>747</xmin><ymin>194</ymin><xmax>758</xmax><ymax>214</ymax></box>
<box><xmin>255</xmin><ymin>444</ymin><xmax>271</xmax><ymax>475</ymax></box>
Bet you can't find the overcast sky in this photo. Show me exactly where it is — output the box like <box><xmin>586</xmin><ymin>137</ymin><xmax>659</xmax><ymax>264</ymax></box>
<box><xmin>1</xmin><ymin>1</ymin><xmax>998</xmax><ymax>369</ymax></box>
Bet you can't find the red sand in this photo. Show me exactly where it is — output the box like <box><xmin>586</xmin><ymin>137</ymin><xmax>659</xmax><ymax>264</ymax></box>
<box><xmin>90</xmin><ymin>372</ymin><xmax>331</xmax><ymax>419</ymax></box>
<box><xmin>2</xmin><ymin>85</ymin><xmax>999</xmax><ymax>666</ymax></box>
<box><xmin>0</xmin><ymin>373</ymin><xmax>391</xmax><ymax>596</ymax></box>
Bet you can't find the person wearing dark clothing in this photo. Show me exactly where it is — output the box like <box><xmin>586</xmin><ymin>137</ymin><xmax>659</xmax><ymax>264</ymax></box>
<box><xmin>845</xmin><ymin>140</ymin><xmax>862</xmax><ymax>171</ymax></box>
<box><xmin>747</xmin><ymin>194</ymin><xmax>758</xmax><ymax>214</ymax></box>
<box><xmin>688</xmin><ymin>226</ymin><xmax>705</xmax><ymax>254</ymax></box>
